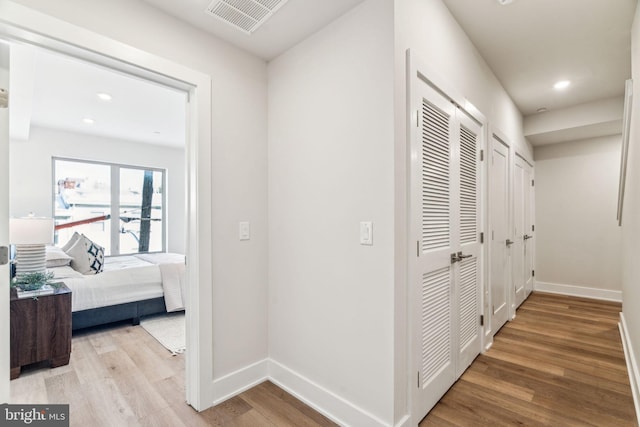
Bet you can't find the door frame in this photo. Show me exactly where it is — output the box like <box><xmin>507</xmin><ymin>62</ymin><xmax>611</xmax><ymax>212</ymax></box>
<box><xmin>407</xmin><ymin>49</ymin><xmax>487</xmax><ymax>422</ymax></box>
<box><xmin>0</xmin><ymin>41</ymin><xmax>9</xmax><ymax>403</ymax></box>
<box><xmin>0</xmin><ymin>1</ymin><xmax>214</xmax><ymax>410</ymax></box>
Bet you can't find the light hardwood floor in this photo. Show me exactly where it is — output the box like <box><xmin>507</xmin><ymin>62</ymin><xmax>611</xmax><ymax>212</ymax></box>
<box><xmin>11</xmin><ymin>292</ymin><xmax>636</xmax><ymax>426</ymax></box>
<box><xmin>421</xmin><ymin>292</ymin><xmax>637</xmax><ymax>426</ymax></box>
<box><xmin>10</xmin><ymin>322</ymin><xmax>338</xmax><ymax>427</ymax></box>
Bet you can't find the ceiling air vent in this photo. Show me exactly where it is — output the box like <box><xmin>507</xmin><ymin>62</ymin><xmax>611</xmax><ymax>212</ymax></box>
<box><xmin>205</xmin><ymin>0</ymin><xmax>289</xmax><ymax>34</ymax></box>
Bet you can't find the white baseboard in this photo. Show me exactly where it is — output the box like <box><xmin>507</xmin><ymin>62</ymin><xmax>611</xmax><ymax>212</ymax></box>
<box><xmin>619</xmin><ymin>313</ymin><xmax>640</xmax><ymax>424</ymax></box>
<box><xmin>394</xmin><ymin>414</ymin><xmax>411</xmax><ymax>427</ymax></box>
<box><xmin>212</xmin><ymin>358</ymin><xmax>404</xmax><ymax>426</ymax></box>
<box><xmin>534</xmin><ymin>281</ymin><xmax>622</xmax><ymax>302</ymax></box>
<box><xmin>212</xmin><ymin>358</ymin><xmax>269</xmax><ymax>405</ymax></box>
<box><xmin>268</xmin><ymin>359</ymin><xmax>390</xmax><ymax>427</ymax></box>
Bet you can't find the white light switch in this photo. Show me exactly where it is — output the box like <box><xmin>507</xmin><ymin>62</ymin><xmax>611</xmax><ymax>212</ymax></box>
<box><xmin>239</xmin><ymin>221</ymin><xmax>250</xmax><ymax>241</ymax></box>
<box><xmin>360</xmin><ymin>221</ymin><xmax>373</xmax><ymax>245</ymax></box>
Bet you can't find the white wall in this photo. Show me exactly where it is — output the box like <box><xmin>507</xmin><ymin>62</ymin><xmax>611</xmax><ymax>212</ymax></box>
<box><xmin>534</xmin><ymin>136</ymin><xmax>622</xmax><ymax>294</ymax></box>
<box><xmin>622</xmin><ymin>0</ymin><xmax>640</xmax><ymax>399</ymax></box>
<box><xmin>268</xmin><ymin>0</ymin><xmax>395</xmax><ymax>425</ymax></box>
<box><xmin>394</xmin><ymin>0</ymin><xmax>531</xmax><ymax>423</ymax></box>
<box><xmin>9</xmin><ymin>127</ymin><xmax>186</xmax><ymax>254</ymax></box>
<box><xmin>7</xmin><ymin>0</ymin><xmax>269</xmax><ymax>389</ymax></box>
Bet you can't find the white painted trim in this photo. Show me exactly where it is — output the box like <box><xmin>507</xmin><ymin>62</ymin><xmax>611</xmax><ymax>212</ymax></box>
<box><xmin>0</xmin><ymin>0</ymin><xmax>214</xmax><ymax>410</ymax></box>
<box><xmin>394</xmin><ymin>415</ymin><xmax>411</xmax><ymax>427</ymax></box>
<box><xmin>269</xmin><ymin>359</ymin><xmax>389</xmax><ymax>427</ymax></box>
<box><xmin>212</xmin><ymin>359</ymin><xmax>269</xmax><ymax>405</ymax></box>
<box><xmin>534</xmin><ymin>281</ymin><xmax>622</xmax><ymax>302</ymax></box>
<box><xmin>619</xmin><ymin>313</ymin><xmax>640</xmax><ymax>424</ymax></box>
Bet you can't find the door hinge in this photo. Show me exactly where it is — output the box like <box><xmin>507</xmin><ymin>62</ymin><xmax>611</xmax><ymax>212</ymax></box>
<box><xmin>417</xmin><ymin>240</ymin><xmax>420</xmax><ymax>257</ymax></box>
<box><xmin>532</xmin><ymin>225</ymin><xmax>535</xmax><ymax>232</ymax></box>
<box><xmin>480</xmin><ymin>232</ymin><xmax>484</xmax><ymax>244</ymax></box>
<box><xmin>0</xmin><ymin>246</ymin><xmax>8</xmax><ymax>265</ymax></box>
<box><xmin>0</xmin><ymin>88</ymin><xmax>7</xmax><ymax>109</ymax></box>
<box><xmin>532</xmin><ymin>270</ymin><xmax>535</xmax><ymax>277</ymax></box>
<box><xmin>480</xmin><ymin>314</ymin><xmax>484</xmax><ymax>326</ymax></box>
<box><xmin>416</xmin><ymin>110</ymin><xmax>420</xmax><ymax>127</ymax></box>
<box><xmin>417</xmin><ymin>371</ymin><xmax>420</xmax><ymax>388</ymax></box>
<box><xmin>531</xmin><ymin>179</ymin><xmax>535</xmax><ymax>187</ymax></box>
<box><xmin>480</xmin><ymin>150</ymin><xmax>484</xmax><ymax>161</ymax></box>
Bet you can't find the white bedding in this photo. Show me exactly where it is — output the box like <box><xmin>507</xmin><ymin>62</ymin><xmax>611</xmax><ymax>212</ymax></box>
<box><xmin>48</xmin><ymin>253</ymin><xmax>183</xmax><ymax>312</ymax></box>
<box><xmin>134</xmin><ymin>253</ymin><xmax>185</xmax><ymax>312</ymax></box>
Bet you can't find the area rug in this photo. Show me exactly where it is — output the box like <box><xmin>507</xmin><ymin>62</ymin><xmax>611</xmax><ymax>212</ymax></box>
<box><xmin>140</xmin><ymin>312</ymin><xmax>186</xmax><ymax>355</ymax></box>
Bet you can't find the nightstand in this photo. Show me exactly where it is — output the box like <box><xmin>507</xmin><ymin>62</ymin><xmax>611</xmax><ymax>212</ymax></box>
<box><xmin>10</xmin><ymin>283</ymin><xmax>72</xmax><ymax>379</ymax></box>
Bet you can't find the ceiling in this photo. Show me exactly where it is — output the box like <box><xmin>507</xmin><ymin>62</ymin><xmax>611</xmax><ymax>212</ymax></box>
<box><xmin>140</xmin><ymin>0</ymin><xmax>367</xmax><ymax>60</ymax></box>
<box><xmin>9</xmin><ymin>0</ymin><xmax>637</xmax><ymax>148</ymax></box>
<box><xmin>10</xmin><ymin>45</ymin><xmax>187</xmax><ymax>147</ymax></box>
<box><xmin>442</xmin><ymin>0</ymin><xmax>636</xmax><ymax>116</ymax></box>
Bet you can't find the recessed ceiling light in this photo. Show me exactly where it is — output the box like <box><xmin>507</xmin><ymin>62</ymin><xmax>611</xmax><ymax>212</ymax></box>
<box><xmin>152</xmin><ymin>131</ymin><xmax>161</xmax><ymax>135</ymax></box>
<box><xmin>497</xmin><ymin>0</ymin><xmax>514</xmax><ymax>5</ymax></box>
<box><xmin>537</xmin><ymin>107</ymin><xmax>548</xmax><ymax>113</ymax></box>
<box><xmin>553</xmin><ymin>80</ymin><xmax>571</xmax><ymax>90</ymax></box>
<box><xmin>97</xmin><ymin>93</ymin><xmax>112</xmax><ymax>101</ymax></box>
<box><xmin>83</xmin><ymin>118</ymin><xmax>95</xmax><ymax>125</ymax></box>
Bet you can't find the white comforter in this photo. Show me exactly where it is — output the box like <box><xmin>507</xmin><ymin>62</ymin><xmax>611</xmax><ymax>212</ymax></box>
<box><xmin>49</xmin><ymin>253</ymin><xmax>185</xmax><ymax>312</ymax></box>
<box><xmin>133</xmin><ymin>253</ymin><xmax>185</xmax><ymax>312</ymax></box>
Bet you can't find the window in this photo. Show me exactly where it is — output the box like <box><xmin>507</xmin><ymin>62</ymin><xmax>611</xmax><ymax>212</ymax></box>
<box><xmin>53</xmin><ymin>158</ymin><xmax>166</xmax><ymax>255</ymax></box>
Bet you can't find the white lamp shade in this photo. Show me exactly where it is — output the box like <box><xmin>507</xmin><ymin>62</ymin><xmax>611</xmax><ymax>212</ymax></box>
<box><xmin>10</xmin><ymin>217</ymin><xmax>54</xmax><ymax>245</ymax></box>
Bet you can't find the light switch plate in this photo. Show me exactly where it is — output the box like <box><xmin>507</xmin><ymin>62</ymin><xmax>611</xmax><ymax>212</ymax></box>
<box><xmin>360</xmin><ymin>221</ymin><xmax>373</xmax><ymax>245</ymax></box>
<box><xmin>239</xmin><ymin>222</ymin><xmax>250</xmax><ymax>241</ymax></box>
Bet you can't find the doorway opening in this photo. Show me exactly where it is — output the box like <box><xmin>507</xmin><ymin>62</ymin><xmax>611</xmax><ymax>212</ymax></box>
<box><xmin>0</xmin><ymin>11</ymin><xmax>214</xmax><ymax>410</ymax></box>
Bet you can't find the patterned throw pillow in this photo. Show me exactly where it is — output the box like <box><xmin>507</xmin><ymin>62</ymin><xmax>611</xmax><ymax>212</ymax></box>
<box><xmin>65</xmin><ymin>234</ymin><xmax>105</xmax><ymax>275</ymax></box>
<box><xmin>87</xmin><ymin>241</ymin><xmax>105</xmax><ymax>273</ymax></box>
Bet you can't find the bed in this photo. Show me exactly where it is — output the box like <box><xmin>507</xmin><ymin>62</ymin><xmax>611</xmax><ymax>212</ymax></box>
<box><xmin>48</xmin><ymin>252</ymin><xmax>185</xmax><ymax>331</ymax></box>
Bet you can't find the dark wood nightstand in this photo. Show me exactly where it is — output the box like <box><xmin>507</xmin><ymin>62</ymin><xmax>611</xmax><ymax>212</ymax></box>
<box><xmin>10</xmin><ymin>283</ymin><xmax>72</xmax><ymax>379</ymax></box>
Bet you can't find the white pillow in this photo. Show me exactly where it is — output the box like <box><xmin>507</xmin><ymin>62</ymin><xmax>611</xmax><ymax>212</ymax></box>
<box><xmin>61</xmin><ymin>232</ymin><xmax>81</xmax><ymax>252</ymax></box>
<box><xmin>66</xmin><ymin>235</ymin><xmax>105</xmax><ymax>275</ymax></box>
<box><xmin>45</xmin><ymin>245</ymin><xmax>73</xmax><ymax>268</ymax></box>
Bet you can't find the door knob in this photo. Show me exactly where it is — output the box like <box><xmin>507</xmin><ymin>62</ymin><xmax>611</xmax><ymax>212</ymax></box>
<box><xmin>457</xmin><ymin>251</ymin><xmax>472</xmax><ymax>260</ymax></box>
<box><xmin>523</xmin><ymin>234</ymin><xmax>533</xmax><ymax>240</ymax></box>
<box><xmin>506</xmin><ymin>239</ymin><xmax>514</xmax><ymax>247</ymax></box>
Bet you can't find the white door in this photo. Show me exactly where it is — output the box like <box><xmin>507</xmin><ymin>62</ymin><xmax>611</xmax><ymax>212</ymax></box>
<box><xmin>523</xmin><ymin>164</ymin><xmax>534</xmax><ymax>296</ymax></box>
<box><xmin>0</xmin><ymin>41</ymin><xmax>10</xmax><ymax>403</ymax></box>
<box><xmin>456</xmin><ymin>113</ymin><xmax>482</xmax><ymax>375</ymax></box>
<box><xmin>490</xmin><ymin>136</ymin><xmax>510</xmax><ymax>333</ymax></box>
<box><xmin>412</xmin><ymin>81</ymin><xmax>457</xmax><ymax>418</ymax></box>
<box><xmin>411</xmin><ymin>77</ymin><xmax>482</xmax><ymax>419</ymax></box>
<box><xmin>512</xmin><ymin>157</ymin><xmax>526</xmax><ymax>308</ymax></box>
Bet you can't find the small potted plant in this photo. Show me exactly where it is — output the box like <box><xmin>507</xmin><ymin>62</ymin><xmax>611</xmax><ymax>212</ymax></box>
<box><xmin>11</xmin><ymin>272</ymin><xmax>57</xmax><ymax>298</ymax></box>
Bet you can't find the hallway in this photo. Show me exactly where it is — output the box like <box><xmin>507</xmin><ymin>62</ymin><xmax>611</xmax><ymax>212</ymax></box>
<box><xmin>421</xmin><ymin>293</ymin><xmax>635</xmax><ymax>426</ymax></box>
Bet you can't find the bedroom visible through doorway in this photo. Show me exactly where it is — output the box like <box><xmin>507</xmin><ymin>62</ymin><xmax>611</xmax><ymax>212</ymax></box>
<box><xmin>7</xmin><ymin>41</ymin><xmax>189</xmax><ymax>403</ymax></box>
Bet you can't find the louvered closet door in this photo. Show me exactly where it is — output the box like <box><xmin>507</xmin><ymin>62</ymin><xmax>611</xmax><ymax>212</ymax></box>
<box><xmin>413</xmin><ymin>82</ymin><xmax>458</xmax><ymax>418</ymax></box>
<box><xmin>456</xmin><ymin>113</ymin><xmax>482</xmax><ymax>375</ymax></box>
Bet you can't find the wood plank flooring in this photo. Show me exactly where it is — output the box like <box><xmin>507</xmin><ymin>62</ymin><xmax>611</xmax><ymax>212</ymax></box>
<box><xmin>9</xmin><ymin>321</ymin><xmax>338</xmax><ymax>427</ymax></box>
<box><xmin>11</xmin><ymin>293</ymin><xmax>635</xmax><ymax>426</ymax></box>
<box><xmin>421</xmin><ymin>292</ymin><xmax>637</xmax><ymax>426</ymax></box>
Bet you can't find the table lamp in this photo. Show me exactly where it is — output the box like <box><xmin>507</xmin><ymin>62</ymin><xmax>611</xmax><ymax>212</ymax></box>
<box><xmin>10</xmin><ymin>216</ymin><xmax>54</xmax><ymax>278</ymax></box>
